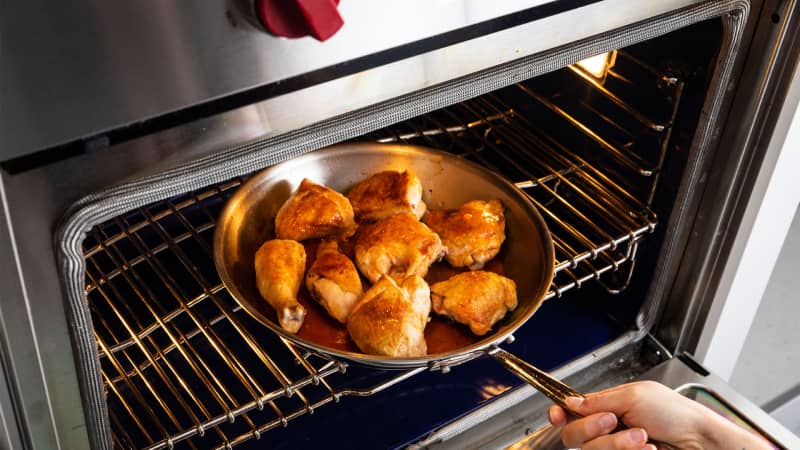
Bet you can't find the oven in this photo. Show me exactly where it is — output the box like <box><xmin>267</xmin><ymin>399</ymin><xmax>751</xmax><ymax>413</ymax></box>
<box><xmin>2</xmin><ymin>1</ymin><xmax>800</xmax><ymax>449</ymax></box>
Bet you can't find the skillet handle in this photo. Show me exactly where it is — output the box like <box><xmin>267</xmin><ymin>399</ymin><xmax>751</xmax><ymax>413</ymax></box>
<box><xmin>489</xmin><ymin>347</ymin><xmax>584</xmax><ymax>411</ymax></box>
<box><xmin>491</xmin><ymin>348</ymin><xmax>672</xmax><ymax>448</ymax></box>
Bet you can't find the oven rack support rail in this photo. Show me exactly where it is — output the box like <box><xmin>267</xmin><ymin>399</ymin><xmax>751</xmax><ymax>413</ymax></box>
<box><xmin>84</xmin><ymin>52</ymin><xmax>681</xmax><ymax>450</ymax></box>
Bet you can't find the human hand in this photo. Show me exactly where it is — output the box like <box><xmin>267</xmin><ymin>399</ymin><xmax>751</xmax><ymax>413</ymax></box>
<box><xmin>547</xmin><ymin>380</ymin><xmax>771</xmax><ymax>450</ymax></box>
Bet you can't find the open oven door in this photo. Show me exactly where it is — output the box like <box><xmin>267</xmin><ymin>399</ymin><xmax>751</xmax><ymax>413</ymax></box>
<box><xmin>413</xmin><ymin>341</ymin><xmax>800</xmax><ymax>450</ymax></box>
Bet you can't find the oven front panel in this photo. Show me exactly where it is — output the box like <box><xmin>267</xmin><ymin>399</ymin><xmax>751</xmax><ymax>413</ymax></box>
<box><xmin>4</xmin><ymin>1</ymin><xmax>790</xmax><ymax>449</ymax></box>
<box><xmin>2</xmin><ymin>1</ymin><xmax>709</xmax><ymax>164</ymax></box>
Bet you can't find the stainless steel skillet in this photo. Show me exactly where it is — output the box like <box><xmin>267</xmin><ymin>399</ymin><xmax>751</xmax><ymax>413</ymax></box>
<box><xmin>214</xmin><ymin>143</ymin><xmax>583</xmax><ymax>408</ymax></box>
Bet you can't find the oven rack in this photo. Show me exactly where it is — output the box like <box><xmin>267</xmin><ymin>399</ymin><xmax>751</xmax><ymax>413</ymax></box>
<box><xmin>85</xmin><ymin>56</ymin><xmax>680</xmax><ymax>450</ymax></box>
<box><xmin>84</xmin><ymin>164</ymin><xmax>651</xmax><ymax>450</ymax></box>
<box><xmin>370</xmin><ymin>54</ymin><xmax>681</xmax><ymax>298</ymax></box>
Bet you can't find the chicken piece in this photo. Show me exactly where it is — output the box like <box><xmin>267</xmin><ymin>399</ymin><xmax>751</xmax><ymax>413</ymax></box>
<box><xmin>347</xmin><ymin>170</ymin><xmax>427</xmax><ymax>222</ymax></box>
<box><xmin>254</xmin><ymin>239</ymin><xmax>307</xmax><ymax>333</ymax></box>
<box><xmin>423</xmin><ymin>199</ymin><xmax>506</xmax><ymax>270</ymax></box>
<box><xmin>347</xmin><ymin>275</ymin><xmax>430</xmax><ymax>357</ymax></box>
<box><xmin>354</xmin><ymin>213</ymin><xmax>445</xmax><ymax>283</ymax></box>
<box><xmin>430</xmin><ymin>271</ymin><xmax>517</xmax><ymax>336</ymax></box>
<box><xmin>275</xmin><ymin>179</ymin><xmax>356</xmax><ymax>241</ymax></box>
<box><xmin>304</xmin><ymin>240</ymin><xmax>364</xmax><ymax>323</ymax></box>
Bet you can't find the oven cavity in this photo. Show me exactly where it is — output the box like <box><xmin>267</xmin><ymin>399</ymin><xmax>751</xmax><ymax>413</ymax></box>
<box><xmin>80</xmin><ymin>44</ymin><xmax>694</xmax><ymax>449</ymax></box>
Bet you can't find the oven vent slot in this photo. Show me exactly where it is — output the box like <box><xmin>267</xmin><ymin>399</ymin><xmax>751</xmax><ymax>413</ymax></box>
<box><xmin>84</xmin><ymin>51</ymin><xmax>681</xmax><ymax>450</ymax></box>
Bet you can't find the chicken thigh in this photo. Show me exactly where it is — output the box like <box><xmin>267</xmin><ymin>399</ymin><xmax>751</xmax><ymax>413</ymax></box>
<box><xmin>347</xmin><ymin>275</ymin><xmax>430</xmax><ymax>357</ymax></box>
<box><xmin>347</xmin><ymin>170</ymin><xmax>427</xmax><ymax>222</ymax></box>
<box><xmin>354</xmin><ymin>213</ymin><xmax>445</xmax><ymax>283</ymax></box>
<box><xmin>305</xmin><ymin>240</ymin><xmax>364</xmax><ymax>323</ymax></box>
<box><xmin>275</xmin><ymin>179</ymin><xmax>356</xmax><ymax>241</ymax></box>
<box><xmin>423</xmin><ymin>199</ymin><xmax>505</xmax><ymax>270</ymax></box>
<box><xmin>430</xmin><ymin>271</ymin><xmax>517</xmax><ymax>336</ymax></box>
<box><xmin>254</xmin><ymin>239</ymin><xmax>307</xmax><ymax>333</ymax></box>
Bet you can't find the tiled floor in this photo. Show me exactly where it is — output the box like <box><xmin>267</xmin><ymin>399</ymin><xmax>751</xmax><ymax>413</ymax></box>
<box><xmin>730</xmin><ymin>206</ymin><xmax>800</xmax><ymax>435</ymax></box>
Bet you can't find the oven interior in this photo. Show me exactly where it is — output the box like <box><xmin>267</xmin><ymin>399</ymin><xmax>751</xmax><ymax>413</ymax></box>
<box><xmin>81</xmin><ymin>20</ymin><xmax>723</xmax><ymax>450</ymax></box>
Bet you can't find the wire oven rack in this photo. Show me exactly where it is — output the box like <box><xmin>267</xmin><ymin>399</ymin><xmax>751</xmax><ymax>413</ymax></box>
<box><xmin>84</xmin><ymin>50</ymin><xmax>683</xmax><ymax>449</ymax></box>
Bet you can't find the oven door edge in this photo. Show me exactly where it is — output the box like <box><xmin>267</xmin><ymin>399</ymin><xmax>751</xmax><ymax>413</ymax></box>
<box><xmin>410</xmin><ymin>331</ymin><xmax>663</xmax><ymax>449</ymax></box>
<box><xmin>415</xmin><ymin>342</ymin><xmax>800</xmax><ymax>449</ymax></box>
<box><xmin>635</xmin><ymin>354</ymin><xmax>800</xmax><ymax>448</ymax></box>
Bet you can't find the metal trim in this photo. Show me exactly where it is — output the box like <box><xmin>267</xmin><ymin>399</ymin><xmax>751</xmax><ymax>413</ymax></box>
<box><xmin>654</xmin><ymin>0</ymin><xmax>800</xmax><ymax>360</ymax></box>
<box><xmin>0</xmin><ymin>183</ymin><xmax>31</xmax><ymax>450</ymax></box>
<box><xmin>410</xmin><ymin>330</ymin><xmax>644</xmax><ymax>449</ymax></box>
<box><xmin>640</xmin><ymin>355</ymin><xmax>800</xmax><ymax>448</ymax></box>
<box><xmin>636</xmin><ymin>5</ymin><xmax>750</xmax><ymax>338</ymax></box>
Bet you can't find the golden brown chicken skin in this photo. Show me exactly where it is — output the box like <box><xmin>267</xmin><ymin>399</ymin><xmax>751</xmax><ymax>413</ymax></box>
<box><xmin>430</xmin><ymin>271</ymin><xmax>517</xmax><ymax>336</ymax></box>
<box><xmin>354</xmin><ymin>213</ymin><xmax>446</xmax><ymax>283</ymax></box>
<box><xmin>423</xmin><ymin>199</ymin><xmax>505</xmax><ymax>270</ymax></box>
<box><xmin>347</xmin><ymin>170</ymin><xmax>427</xmax><ymax>222</ymax></box>
<box><xmin>347</xmin><ymin>275</ymin><xmax>430</xmax><ymax>357</ymax></box>
<box><xmin>304</xmin><ymin>240</ymin><xmax>364</xmax><ymax>324</ymax></box>
<box><xmin>254</xmin><ymin>239</ymin><xmax>307</xmax><ymax>333</ymax></box>
<box><xmin>274</xmin><ymin>179</ymin><xmax>356</xmax><ymax>241</ymax></box>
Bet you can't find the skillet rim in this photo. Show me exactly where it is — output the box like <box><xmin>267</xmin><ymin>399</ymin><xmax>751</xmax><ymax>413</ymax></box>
<box><xmin>213</xmin><ymin>143</ymin><xmax>556</xmax><ymax>368</ymax></box>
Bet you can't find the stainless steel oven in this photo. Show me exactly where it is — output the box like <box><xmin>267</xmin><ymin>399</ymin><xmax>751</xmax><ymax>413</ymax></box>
<box><xmin>2</xmin><ymin>1</ymin><xmax>800</xmax><ymax>449</ymax></box>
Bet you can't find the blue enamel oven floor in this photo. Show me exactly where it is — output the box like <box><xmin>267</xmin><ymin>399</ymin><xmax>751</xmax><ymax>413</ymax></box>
<box><xmin>261</xmin><ymin>298</ymin><xmax>623</xmax><ymax>450</ymax></box>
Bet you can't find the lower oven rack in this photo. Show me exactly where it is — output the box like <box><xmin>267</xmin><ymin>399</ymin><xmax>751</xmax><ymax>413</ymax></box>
<box><xmin>84</xmin><ymin>54</ymin><xmax>680</xmax><ymax>449</ymax></box>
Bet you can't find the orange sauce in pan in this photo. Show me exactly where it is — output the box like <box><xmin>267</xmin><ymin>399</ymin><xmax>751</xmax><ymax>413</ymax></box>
<box><xmin>290</xmin><ymin>238</ymin><xmax>507</xmax><ymax>354</ymax></box>
<box><xmin>296</xmin><ymin>293</ymin><xmax>359</xmax><ymax>352</ymax></box>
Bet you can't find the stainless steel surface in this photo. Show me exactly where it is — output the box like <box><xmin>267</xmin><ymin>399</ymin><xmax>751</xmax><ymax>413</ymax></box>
<box><xmin>0</xmin><ymin>194</ymin><xmax>27</xmax><ymax>450</ymax></box>
<box><xmin>413</xmin><ymin>337</ymin><xmax>661</xmax><ymax>449</ymax></box>
<box><xmin>656</xmin><ymin>0</ymin><xmax>800</xmax><ymax>356</ymax></box>
<box><xmin>0</xmin><ymin>366</ymin><xmax>22</xmax><ymax>450</ymax></box>
<box><xmin>2</xmin><ymin>0</ymin><xmax>709</xmax><ymax>158</ymax></box>
<box><xmin>639</xmin><ymin>356</ymin><xmax>800</xmax><ymax>448</ymax></box>
<box><xmin>631</xmin><ymin>6</ymin><xmax>750</xmax><ymax>344</ymax></box>
<box><xmin>214</xmin><ymin>143</ymin><xmax>556</xmax><ymax>367</ymax></box>
<box><xmin>419</xmin><ymin>347</ymin><xmax>800</xmax><ymax>449</ymax></box>
<box><xmin>492</xmin><ymin>345</ymin><xmax>669</xmax><ymax>449</ymax></box>
<box><xmin>506</xmin><ymin>426</ymin><xmax>564</xmax><ymax>450</ymax></box>
<box><xmin>768</xmin><ymin>384</ymin><xmax>800</xmax><ymax>433</ymax></box>
<box><xmin>694</xmin><ymin>2</ymin><xmax>800</xmax><ymax>374</ymax></box>
<box><xmin>0</xmin><ymin>177</ymin><xmax>77</xmax><ymax>450</ymax></box>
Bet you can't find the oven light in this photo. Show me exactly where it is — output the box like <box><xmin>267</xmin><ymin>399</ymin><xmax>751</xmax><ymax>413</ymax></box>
<box><xmin>572</xmin><ymin>50</ymin><xmax>618</xmax><ymax>83</ymax></box>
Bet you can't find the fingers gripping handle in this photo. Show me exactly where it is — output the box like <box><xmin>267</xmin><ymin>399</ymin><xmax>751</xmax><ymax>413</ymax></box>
<box><xmin>490</xmin><ymin>349</ymin><xmax>670</xmax><ymax>448</ymax></box>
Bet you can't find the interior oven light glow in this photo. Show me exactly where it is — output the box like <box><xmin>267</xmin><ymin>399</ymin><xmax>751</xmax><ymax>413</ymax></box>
<box><xmin>572</xmin><ymin>50</ymin><xmax>618</xmax><ymax>83</ymax></box>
